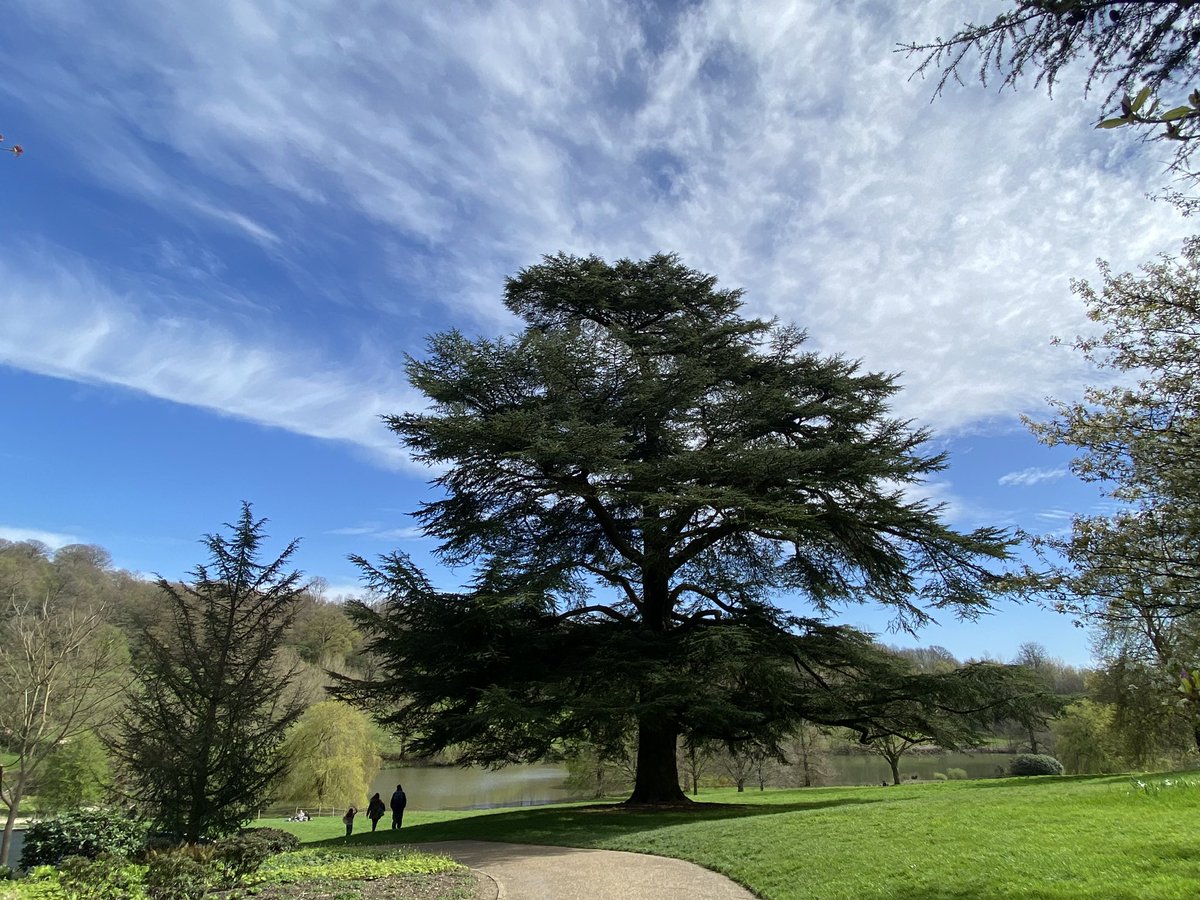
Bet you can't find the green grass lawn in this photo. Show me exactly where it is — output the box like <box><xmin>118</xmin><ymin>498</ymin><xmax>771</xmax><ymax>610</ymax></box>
<box><xmin>266</xmin><ymin>772</ymin><xmax>1200</xmax><ymax>899</ymax></box>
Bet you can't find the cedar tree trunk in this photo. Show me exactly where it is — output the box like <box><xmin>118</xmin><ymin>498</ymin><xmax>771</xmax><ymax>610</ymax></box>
<box><xmin>627</xmin><ymin>717</ymin><xmax>687</xmax><ymax>804</ymax></box>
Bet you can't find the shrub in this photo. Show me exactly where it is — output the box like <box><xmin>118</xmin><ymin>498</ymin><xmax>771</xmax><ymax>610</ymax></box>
<box><xmin>213</xmin><ymin>833</ymin><xmax>276</xmax><ymax>883</ymax></box>
<box><xmin>238</xmin><ymin>827</ymin><xmax>301</xmax><ymax>854</ymax></box>
<box><xmin>1009</xmin><ymin>754</ymin><xmax>1064</xmax><ymax>776</ymax></box>
<box><xmin>143</xmin><ymin>846</ymin><xmax>218</xmax><ymax>900</ymax></box>
<box><xmin>138</xmin><ymin>835</ymin><xmax>276</xmax><ymax>896</ymax></box>
<box><xmin>3</xmin><ymin>866</ymin><xmax>60</xmax><ymax>900</ymax></box>
<box><xmin>946</xmin><ymin>767</ymin><xmax>969</xmax><ymax>780</ymax></box>
<box><xmin>20</xmin><ymin>808</ymin><xmax>148</xmax><ymax>868</ymax></box>
<box><xmin>58</xmin><ymin>853</ymin><xmax>144</xmax><ymax>900</ymax></box>
<box><xmin>931</xmin><ymin>772</ymin><xmax>948</xmax><ymax>781</ymax></box>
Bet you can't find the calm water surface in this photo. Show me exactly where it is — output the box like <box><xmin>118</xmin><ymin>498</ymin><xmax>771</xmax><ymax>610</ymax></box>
<box><xmin>370</xmin><ymin>763</ymin><xmax>585</xmax><ymax>810</ymax></box>
<box><xmin>0</xmin><ymin>753</ymin><xmax>1018</xmax><ymax>869</ymax></box>
<box><xmin>372</xmin><ymin>751</ymin><xmax>1016</xmax><ymax>810</ymax></box>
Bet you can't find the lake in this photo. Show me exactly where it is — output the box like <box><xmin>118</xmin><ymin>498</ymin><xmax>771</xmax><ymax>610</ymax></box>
<box><xmin>370</xmin><ymin>750</ymin><xmax>1017</xmax><ymax>810</ymax></box>
<box><xmin>0</xmin><ymin>751</ymin><xmax>1017</xmax><ymax>869</ymax></box>
<box><xmin>369</xmin><ymin>763</ymin><xmax>585</xmax><ymax>810</ymax></box>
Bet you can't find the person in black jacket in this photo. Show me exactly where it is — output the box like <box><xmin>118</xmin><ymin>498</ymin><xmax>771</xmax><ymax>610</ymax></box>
<box><xmin>390</xmin><ymin>783</ymin><xmax>407</xmax><ymax>829</ymax></box>
<box><xmin>367</xmin><ymin>792</ymin><xmax>386</xmax><ymax>832</ymax></box>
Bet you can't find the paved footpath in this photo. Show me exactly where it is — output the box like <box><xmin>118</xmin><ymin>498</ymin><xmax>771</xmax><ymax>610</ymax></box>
<box><xmin>417</xmin><ymin>840</ymin><xmax>756</xmax><ymax>899</ymax></box>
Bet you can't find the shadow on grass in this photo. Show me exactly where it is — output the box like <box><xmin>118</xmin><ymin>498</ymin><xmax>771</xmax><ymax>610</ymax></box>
<box><xmin>958</xmin><ymin>773</ymin><xmax>1133</xmax><ymax>790</ymax></box>
<box><xmin>1153</xmin><ymin>845</ymin><xmax>1200</xmax><ymax>863</ymax></box>
<box><xmin>885</xmin><ymin>888</ymin><xmax>1026</xmax><ymax>900</ymax></box>
<box><xmin>312</xmin><ymin>795</ymin><xmax>895</xmax><ymax>850</ymax></box>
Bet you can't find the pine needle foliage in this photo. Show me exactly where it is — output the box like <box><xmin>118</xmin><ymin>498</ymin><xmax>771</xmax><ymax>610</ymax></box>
<box><xmin>336</xmin><ymin>254</ymin><xmax>1033</xmax><ymax>803</ymax></box>
<box><xmin>113</xmin><ymin>504</ymin><xmax>307</xmax><ymax>841</ymax></box>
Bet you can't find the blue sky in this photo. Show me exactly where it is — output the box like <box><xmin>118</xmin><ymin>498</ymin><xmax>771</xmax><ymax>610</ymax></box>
<box><xmin>0</xmin><ymin>1</ymin><xmax>1189</xmax><ymax>667</ymax></box>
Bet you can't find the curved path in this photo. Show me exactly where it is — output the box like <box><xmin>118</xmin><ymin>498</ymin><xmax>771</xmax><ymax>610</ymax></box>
<box><xmin>418</xmin><ymin>840</ymin><xmax>756</xmax><ymax>900</ymax></box>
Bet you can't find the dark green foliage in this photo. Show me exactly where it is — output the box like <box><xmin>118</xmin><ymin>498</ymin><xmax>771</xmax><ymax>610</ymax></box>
<box><xmin>53</xmin><ymin>834</ymin><xmax>281</xmax><ymax>900</ymax></box>
<box><xmin>145</xmin><ymin>835</ymin><xmax>279</xmax><ymax>894</ymax></box>
<box><xmin>212</xmin><ymin>832</ymin><xmax>277</xmax><ymax>882</ymax></box>
<box><xmin>144</xmin><ymin>845</ymin><xmax>219</xmax><ymax>900</ymax></box>
<box><xmin>57</xmin><ymin>854</ymin><xmax>142</xmax><ymax>900</ymax></box>
<box><xmin>1009</xmin><ymin>753</ymin><xmax>1065</xmax><ymax>776</ymax></box>
<box><xmin>238</xmin><ymin>826</ymin><xmax>301</xmax><ymax>854</ymax></box>
<box><xmin>336</xmin><ymin>254</ymin><xmax>1038</xmax><ymax>803</ymax></box>
<box><xmin>20</xmin><ymin>808</ymin><xmax>148</xmax><ymax>868</ymax></box>
<box><xmin>112</xmin><ymin>504</ymin><xmax>307</xmax><ymax>842</ymax></box>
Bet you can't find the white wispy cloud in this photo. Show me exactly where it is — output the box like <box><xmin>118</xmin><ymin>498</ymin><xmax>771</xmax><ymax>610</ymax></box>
<box><xmin>0</xmin><ymin>526</ymin><xmax>82</xmax><ymax>549</ymax></box>
<box><xmin>0</xmin><ymin>0</ymin><xmax>1189</xmax><ymax>451</ymax></box>
<box><xmin>1035</xmin><ymin>508</ymin><xmax>1076</xmax><ymax>522</ymax></box>
<box><xmin>999</xmin><ymin>467</ymin><xmax>1069</xmax><ymax>487</ymax></box>
<box><xmin>327</xmin><ymin>523</ymin><xmax>428</xmax><ymax>541</ymax></box>
<box><xmin>0</xmin><ymin>252</ymin><xmax>418</xmax><ymax>466</ymax></box>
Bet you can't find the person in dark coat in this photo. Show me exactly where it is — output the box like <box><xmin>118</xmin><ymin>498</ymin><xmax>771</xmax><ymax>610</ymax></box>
<box><xmin>367</xmin><ymin>792</ymin><xmax>386</xmax><ymax>832</ymax></box>
<box><xmin>342</xmin><ymin>806</ymin><xmax>357</xmax><ymax>837</ymax></box>
<box><xmin>390</xmin><ymin>783</ymin><xmax>408</xmax><ymax>829</ymax></box>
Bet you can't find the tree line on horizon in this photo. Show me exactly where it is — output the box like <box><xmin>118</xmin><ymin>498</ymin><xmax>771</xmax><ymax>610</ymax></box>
<box><xmin>0</xmin><ymin>520</ymin><xmax>1094</xmax><ymax>858</ymax></box>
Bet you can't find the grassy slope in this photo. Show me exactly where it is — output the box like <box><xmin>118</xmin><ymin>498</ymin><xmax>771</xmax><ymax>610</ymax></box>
<box><xmin>271</xmin><ymin>773</ymin><xmax>1200</xmax><ymax>899</ymax></box>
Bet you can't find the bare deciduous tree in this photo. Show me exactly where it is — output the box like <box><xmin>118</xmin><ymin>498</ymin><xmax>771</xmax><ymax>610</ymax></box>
<box><xmin>0</xmin><ymin>589</ymin><xmax>128</xmax><ymax>865</ymax></box>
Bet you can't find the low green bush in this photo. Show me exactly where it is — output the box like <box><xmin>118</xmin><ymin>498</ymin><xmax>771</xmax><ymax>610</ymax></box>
<box><xmin>138</xmin><ymin>834</ymin><xmax>279</xmax><ymax>897</ymax></box>
<box><xmin>946</xmin><ymin>768</ymin><xmax>969</xmax><ymax>780</ymax></box>
<box><xmin>213</xmin><ymin>833</ymin><xmax>275</xmax><ymax>883</ymax></box>
<box><xmin>237</xmin><ymin>827</ymin><xmax>301</xmax><ymax>854</ymax></box>
<box><xmin>248</xmin><ymin>849</ymin><xmax>463</xmax><ymax>886</ymax></box>
<box><xmin>143</xmin><ymin>846</ymin><xmax>218</xmax><ymax>900</ymax></box>
<box><xmin>20</xmin><ymin>809</ymin><xmax>148</xmax><ymax>868</ymax></box>
<box><xmin>1009</xmin><ymin>754</ymin><xmax>1064</xmax><ymax>776</ymax></box>
<box><xmin>58</xmin><ymin>854</ymin><xmax>144</xmax><ymax>900</ymax></box>
<box><xmin>931</xmin><ymin>772</ymin><xmax>948</xmax><ymax>781</ymax></box>
<box><xmin>2</xmin><ymin>866</ymin><xmax>61</xmax><ymax>900</ymax></box>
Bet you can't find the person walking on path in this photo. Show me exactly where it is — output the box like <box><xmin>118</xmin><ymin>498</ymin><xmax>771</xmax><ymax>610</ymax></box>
<box><xmin>390</xmin><ymin>783</ymin><xmax>407</xmax><ymax>830</ymax></box>
<box><xmin>366</xmin><ymin>792</ymin><xmax>386</xmax><ymax>832</ymax></box>
<box><xmin>342</xmin><ymin>806</ymin><xmax>357</xmax><ymax>837</ymax></box>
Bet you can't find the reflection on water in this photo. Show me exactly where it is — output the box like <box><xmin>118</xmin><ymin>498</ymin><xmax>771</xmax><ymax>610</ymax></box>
<box><xmin>0</xmin><ymin>753</ymin><xmax>1018</xmax><ymax>869</ymax></box>
<box><xmin>4</xmin><ymin>830</ymin><xmax>22</xmax><ymax>869</ymax></box>
<box><xmin>370</xmin><ymin>763</ymin><xmax>585</xmax><ymax>811</ymax></box>
<box><xmin>372</xmin><ymin>751</ymin><xmax>1017</xmax><ymax>811</ymax></box>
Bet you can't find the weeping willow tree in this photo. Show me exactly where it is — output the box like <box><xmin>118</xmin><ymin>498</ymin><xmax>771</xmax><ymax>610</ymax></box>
<box><xmin>277</xmin><ymin>701</ymin><xmax>381</xmax><ymax>809</ymax></box>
